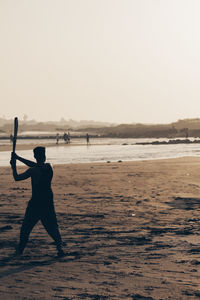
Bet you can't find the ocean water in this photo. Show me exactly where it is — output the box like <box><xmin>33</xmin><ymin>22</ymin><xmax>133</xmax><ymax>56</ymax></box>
<box><xmin>1</xmin><ymin>138</ymin><xmax>200</xmax><ymax>167</ymax></box>
<box><xmin>0</xmin><ymin>137</ymin><xmax>169</xmax><ymax>146</ymax></box>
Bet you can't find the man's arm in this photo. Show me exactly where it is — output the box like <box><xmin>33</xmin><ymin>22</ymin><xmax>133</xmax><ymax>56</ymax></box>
<box><xmin>12</xmin><ymin>152</ymin><xmax>36</xmax><ymax>168</ymax></box>
<box><xmin>10</xmin><ymin>158</ymin><xmax>32</xmax><ymax>181</ymax></box>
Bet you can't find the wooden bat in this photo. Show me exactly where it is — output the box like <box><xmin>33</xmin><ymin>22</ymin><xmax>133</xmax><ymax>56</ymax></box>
<box><xmin>12</xmin><ymin>117</ymin><xmax>18</xmax><ymax>153</ymax></box>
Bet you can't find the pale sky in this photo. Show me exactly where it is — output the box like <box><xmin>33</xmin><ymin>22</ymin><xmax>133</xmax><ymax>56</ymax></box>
<box><xmin>1</xmin><ymin>0</ymin><xmax>200</xmax><ymax>124</ymax></box>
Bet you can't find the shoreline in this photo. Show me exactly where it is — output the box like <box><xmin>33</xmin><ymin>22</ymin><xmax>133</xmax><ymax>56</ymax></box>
<box><xmin>1</xmin><ymin>154</ymin><xmax>200</xmax><ymax>168</ymax></box>
<box><xmin>1</xmin><ymin>155</ymin><xmax>200</xmax><ymax>167</ymax></box>
<box><xmin>1</xmin><ymin>137</ymin><xmax>200</xmax><ymax>152</ymax></box>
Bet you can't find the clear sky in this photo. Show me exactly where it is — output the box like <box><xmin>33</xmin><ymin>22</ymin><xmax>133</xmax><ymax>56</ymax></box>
<box><xmin>1</xmin><ymin>0</ymin><xmax>200</xmax><ymax>124</ymax></box>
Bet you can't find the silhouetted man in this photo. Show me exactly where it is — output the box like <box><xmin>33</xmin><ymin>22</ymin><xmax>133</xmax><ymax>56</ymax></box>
<box><xmin>10</xmin><ymin>147</ymin><xmax>65</xmax><ymax>257</ymax></box>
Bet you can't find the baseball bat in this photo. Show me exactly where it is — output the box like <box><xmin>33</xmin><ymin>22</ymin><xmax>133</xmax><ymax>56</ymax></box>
<box><xmin>13</xmin><ymin>117</ymin><xmax>18</xmax><ymax>153</ymax></box>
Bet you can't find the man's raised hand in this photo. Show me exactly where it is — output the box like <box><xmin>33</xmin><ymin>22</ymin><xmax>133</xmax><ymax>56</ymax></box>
<box><xmin>10</xmin><ymin>152</ymin><xmax>17</xmax><ymax>168</ymax></box>
<box><xmin>11</xmin><ymin>152</ymin><xmax>18</xmax><ymax>160</ymax></box>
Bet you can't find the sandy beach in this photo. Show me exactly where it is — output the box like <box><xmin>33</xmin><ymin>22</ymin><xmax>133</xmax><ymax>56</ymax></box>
<box><xmin>1</xmin><ymin>157</ymin><xmax>200</xmax><ymax>299</ymax></box>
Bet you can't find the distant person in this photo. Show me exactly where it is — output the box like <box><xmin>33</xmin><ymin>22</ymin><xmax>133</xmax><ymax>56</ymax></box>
<box><xmin>10</xmin><ymin>134</ymin><xmax>13</xmax><ymax>143</ymax></box>
<box><xmin>56</xmin><ymin>133</ymin><xmax>59</xmax><ymax>144</ymax></box>
<box><xmin>86</xmin><ymin>133</ymin><xmax>90</xmax><ymax>145</ymax></box>
<box><xmin>67</xmin><ymin>131</ymin><xmax>71</xmax><ymax>144</ymax></box>
<box><xmin>63</xmin><ymin>132</ymin><xmax>68</xmax><ymax>144</ymax></box>
<box><xmin>10</xmin><ymin>147</ymin><xmax>65</xmax><ymax>257</ymax></box>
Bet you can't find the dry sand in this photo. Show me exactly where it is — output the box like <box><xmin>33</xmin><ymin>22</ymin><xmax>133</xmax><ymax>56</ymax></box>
<box><xmin>1</xmin><ymin>157</ymin><xmax>200</xmax><ymax>299</ymax></box>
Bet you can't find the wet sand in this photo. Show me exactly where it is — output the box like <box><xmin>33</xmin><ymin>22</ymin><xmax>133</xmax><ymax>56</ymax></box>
<box><xmin>1</xmin><ymin>157</ymin><xmax>200</xmax><ymax>299</ymax></box>
<box><xmin>0</xmin><ymin>142</ymin><xmax>67</xmax><ymax>152</ymax></box>
<box><xmin>0</xmin><ymin>142</ymin><xmax>97</xmax><ymax>152</ymax></box>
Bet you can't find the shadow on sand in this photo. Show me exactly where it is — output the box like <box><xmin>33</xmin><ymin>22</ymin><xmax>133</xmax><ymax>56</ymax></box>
<box><xmin>0</xmin><ymin>251</ymin><xmax>81</xmax><ymax>279</ymax></box>
<box><xmin>167</xmin><ymin>197</ymin><xmax>200</xmax><ymax>210</ymax></box>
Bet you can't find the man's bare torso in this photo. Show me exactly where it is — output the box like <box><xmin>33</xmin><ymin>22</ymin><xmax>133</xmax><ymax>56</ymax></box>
<box><xmin>29</xmin><ymin>163</ymin><xmax>53</xmax><ymax>201</ymax></box>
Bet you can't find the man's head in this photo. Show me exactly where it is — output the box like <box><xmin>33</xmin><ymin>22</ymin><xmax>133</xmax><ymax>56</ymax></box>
<box><xmin>33</xmin><ymin>146</ymin><xmax>46</xmax><ymax>163</ymax></box>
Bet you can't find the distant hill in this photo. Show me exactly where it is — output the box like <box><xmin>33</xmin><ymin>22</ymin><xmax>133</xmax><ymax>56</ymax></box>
<box><xmin>1</xmin><ymin>117</ymin><xmax>200</xmax><ymax>138</ymax></box>
<box><xmin>0</xmin><ymin>117</ymin><xmax>116</xmax><ymax>134</ymax></box>
<box><xmin>172</xmin><ymin>118</ymin><xmax>200</xmax><ymax>129</ymax></box>
<box><xmin>75</xmin><ymin>118</ymin><xmax>200</xmax><ymax>138</ymax></box>
<box><xmin>76</xmin><ymin>123</ymin><xmax>178</xmax><ymax>138</ymax></box>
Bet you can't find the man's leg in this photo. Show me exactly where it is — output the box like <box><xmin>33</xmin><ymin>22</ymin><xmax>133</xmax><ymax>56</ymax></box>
<box><xmin>41</xmin><ymin>206</ymin><xmax>64</xmax><ymax>256</ymax></box>
<box><xmin>16</xmin><ymin>204</ymin><xmax>39</xmax><ymax>255</ymax></box>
